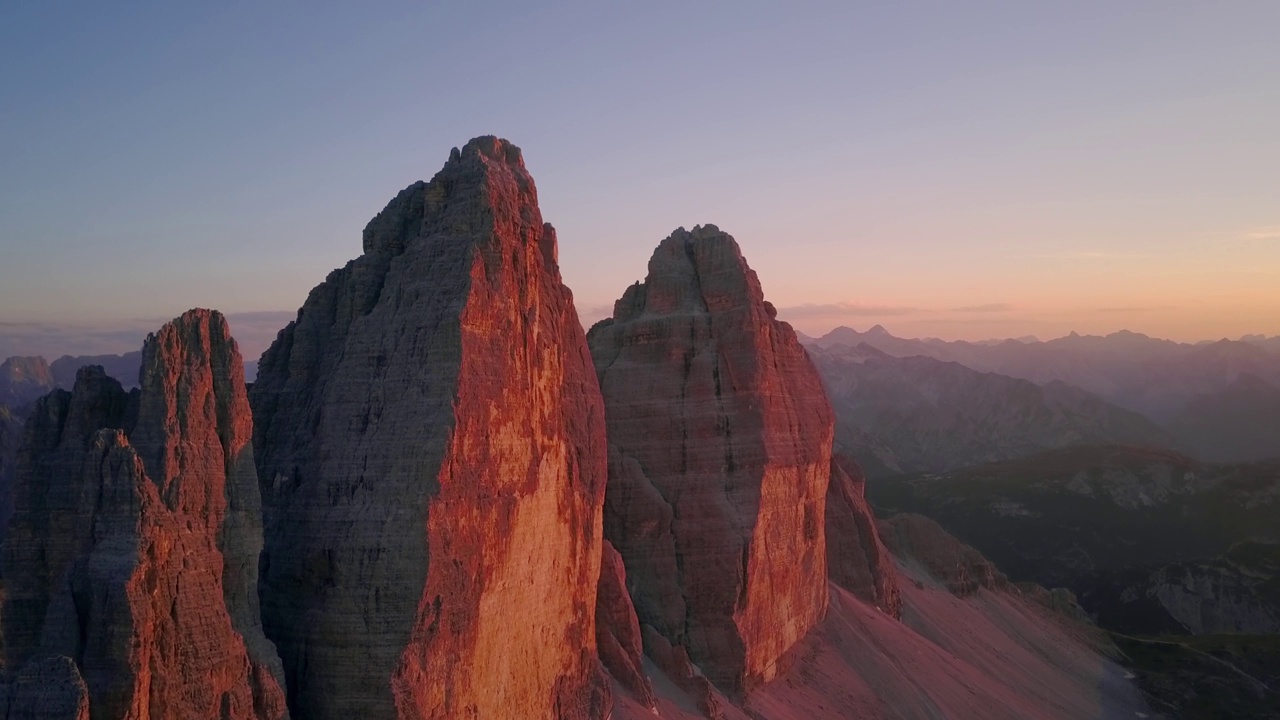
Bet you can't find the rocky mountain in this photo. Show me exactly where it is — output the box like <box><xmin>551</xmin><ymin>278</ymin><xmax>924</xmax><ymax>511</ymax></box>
<box><xmin>0</xmin><ymin>352</ymin><xmax>143</xmax><ymax>405</ymax></box>
<box><xmin>587</xmin><ymin>225</ymin><xmax>833</xmax><ymax>699</ymax></box>
<box><xmin>811</xmin><ymin>342</ymin><xmax>1178</xmax><ymax>476</ymax></box>
<box><xmin>0</xmin><ymin>353</ymin><xmax>145</xmax><ymax>543</ymax></box>
<box><xmin>248</xmin><ymin>137</ymin><xmax>609</xmax><ymax>719</ymax></box>
<box><xmin>0</xmin><ymin>309</ymin><xmax>287</xmax><ymax>718</ymax></box>
<box><xmin>867</xmin><ymin>445</ymin><xmax>1280</xmax><ymax>635</ymax></box>
<box><xmin>49</xmin><ymin>352</ymin><xmax>142</xmax><ymax>390</ymax></box>
<box><xmin>0</xmin><ymin>357</ymin><xmax>53</xmax><ymax>409</ymax></box>
<box><xmin>586</xmin><ymin>226</ymin><xmax>1149</xmax><ymax>719</ymax></box>
<box><xmin>808</xmin><ymin>326</ymin><xmax>1280</xmax><ymax>464</ymax></box>
<box><xmin>0</xmin><ymin>136</ymin><xmax>1164</xmax><ymax>719</ymax></box>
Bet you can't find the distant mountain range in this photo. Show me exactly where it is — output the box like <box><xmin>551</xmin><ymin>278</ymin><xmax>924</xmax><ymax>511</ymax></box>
<box><xmin>1238</xmin><ymin>333</ymin><xmax>1280</xmax><ymax>353</ymax></box>
<box><xmin>0</xmin><ymin>352</ymin><xmax>143</xmax><ymax>407</ymax></box>
<box><xmin>809</xmin><ymin>342</ymin><xmax>1178</xmax><ymax>477</ymax></box>
<box><xmin>0</xmin><ymin>356</ymin><xmax>54</xmax><ymax>408</ymax></box>
<box><xmin>806</xmin><ymin>326</ymin><xmax>1280</xmax><ymax>464</ymax></box>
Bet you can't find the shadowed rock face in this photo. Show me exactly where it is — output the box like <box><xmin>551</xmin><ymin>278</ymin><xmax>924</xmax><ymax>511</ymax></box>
<box><xmin>3</xmin><ymin>656</ymin><xmax>90</xmax><ymax>720</ymax></box>
<box><xmin>249</xmin><ymin>136</ymin><xmax>609</xmax><ymax>719</ymax></box>
<box><xmin>588</xmin><ymin>225</ymin><xmax>832</xmax><ymax>697</ymax></box>
<box><xmin>1</xmin><ymin>309</ymin><xmax>287</xmax><ymax>719</ymax></box>
<box><xmin>596</xmin><ymin>540</ymin><xmax>656</xmax><ymax>709</ymax></box>
<box><xmin>825</xmin><ymin>455</ymin><xmax>901</xmax><ymax>617</ymax></box>
<box><xmin>877</xmin><ymin>513</ymin><xmax>1010</xmax><ymax>597</ymax></box>
<box><xmin>0</xmin><ymin>403</ymin><xmax>23</xmax><ymax>541</ymax></box>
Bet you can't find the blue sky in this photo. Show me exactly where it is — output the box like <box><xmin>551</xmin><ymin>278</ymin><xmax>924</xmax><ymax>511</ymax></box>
<box><xmin>2</xmin><ymin>2</ymin><xmax>1278</xmax><ymax>352</ymax></box>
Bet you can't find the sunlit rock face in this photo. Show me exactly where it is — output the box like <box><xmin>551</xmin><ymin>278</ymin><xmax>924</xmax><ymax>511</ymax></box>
<box><xmin>249</xmin><ymin>136</ymin><xmax>610</xmax><ymax>719</ymax></box>
<box><xmin>588</xmin><ymin>225</ymin><xmax>833</xmax><ymax>696</ymax></box>
<box><xmin>1</xmin><ymin>310</ymin><xmax>287</xmax><ymax>719</ymax></box>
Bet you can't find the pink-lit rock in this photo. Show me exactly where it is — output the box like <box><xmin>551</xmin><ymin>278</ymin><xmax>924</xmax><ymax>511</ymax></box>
<box><xmin>1</xmin><ymin>310</ymin><xmax>287</xmax><ymax>719</ymax></box>
<box><xmin>589</xmin><ymin>225</ymin><xmax>832</xmax><ymax>697</ymax></box>
<box><xmin>250</xmin><ymin>137</ymin><xmax>609</xmax><ymax>719</ymax></box>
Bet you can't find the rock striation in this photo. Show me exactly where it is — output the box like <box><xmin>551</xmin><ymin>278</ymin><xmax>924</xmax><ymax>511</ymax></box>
<box><xmin>588</xmin><ymin>225</ymin><xmax>832</xmax><ymax>697</ymax></box>
<box><xmin>825</xmin><ymin>455</ymin><xmax>901</xmax><ymax>617</ymax></box>
<box><xmin>249</xmin><ymin>136</ymin><xmax>609</xmax><ymax>719</ymax></box>
<box><xmin>0</xmin><ymin>309</ymin><xmax>286</xmax><ymax>719</ymax></box>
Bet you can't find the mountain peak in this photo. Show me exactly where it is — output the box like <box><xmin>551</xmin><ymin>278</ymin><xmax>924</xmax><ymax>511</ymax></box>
<box><xmin>612</xmin><ymin>224</ymin><xmax>760</xmax><ymax>324</ymax></box>
<box><xmin>455</xmin><ymin>134</ymin><xmax>525</xmax><ymax>166</ymax></box>
<box><xmin>250</xmin><ymin>137</ymin><xmax>608</xmax><ymax>718</ymax></box>
<box><xmin>589</xmin><ymin>226</ymin><xmax>832</xmax><ymax>696</ymax></box>
<box><xmin>362</xmin><ymin>135</ymin><xmax>541</xmax><ymax>258</ymax></box>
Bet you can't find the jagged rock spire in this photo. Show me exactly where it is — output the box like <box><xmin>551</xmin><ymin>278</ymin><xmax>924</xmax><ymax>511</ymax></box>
<box><xmin>249</xmin><ymin>137</ymin><xmax>609</xmax><ymax>718</ymax></box>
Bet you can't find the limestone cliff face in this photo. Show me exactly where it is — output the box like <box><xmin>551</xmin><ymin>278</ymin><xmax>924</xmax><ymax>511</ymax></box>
<box><xmin>0</xmin><ymin>310</ymin><xmax>286</xmax><ymax>719</ymax></box>
<box><xmin>588</xmin><ymin>225</ymin><xmax>832</xmax><ymax>696</ymax></box>
<box><xmin>826</xmin><ymin>455</ymin><xmax>901</xmax><ymax>618</ymax></box>
<box><xmin>249</xmin><ymin>136</ymin><xmax>609</xmax><ymax>719</ymax></box>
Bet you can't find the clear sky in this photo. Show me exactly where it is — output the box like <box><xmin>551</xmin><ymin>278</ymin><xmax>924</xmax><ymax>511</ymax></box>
<box><xmin>2</xmin><ymin>1</ymin><xmax>1278</xmax><ymax>352</ymax></box>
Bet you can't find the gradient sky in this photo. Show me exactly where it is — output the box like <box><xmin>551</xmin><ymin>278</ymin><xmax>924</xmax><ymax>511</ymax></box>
<box><xmin>3</xmin><ymin>2</ymin><xmax>1278</xmax><ymax>352</ymax></box>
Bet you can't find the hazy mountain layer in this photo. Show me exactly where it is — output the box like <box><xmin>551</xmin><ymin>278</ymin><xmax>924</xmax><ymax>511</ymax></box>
<box><xmin>810</xmin><ymin>342</ymin><xmax>1177</xmax><ymax>476</ymax></box>
<box><xmin>1167</xmin><ymin>372</ymin><xmax>1280</xmax><ymax>462</ymax></box>
<box><xmin>809</xmin><ymin>326</ymin><xmax>1280</xmax><ymax>463</ymax></box>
